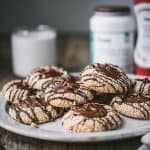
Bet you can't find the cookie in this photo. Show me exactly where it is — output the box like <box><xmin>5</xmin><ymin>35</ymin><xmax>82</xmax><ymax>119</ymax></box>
<box><xmin>81</xmin><ymin>63</ymin><xmax>131</xmax><ymax>94</ymax></box>
<box><xmin>6</xmin><ymin>96</ymin><xmax>64</xmax><ymax>125</ymax></box>
<box><xmin>62</xmin><ymin>103</ymin><xmax>122</xmax><ymax>133</ymax></box>
<box><xmin>111</xmin><ymin>93</ymin><xmax>150</xmax><ymax>119</ymax></box>
<box><xmin>26</xmin><ymin>66</ymin><xmax>70</xmax><ymax>90</ymax></box>
<box><xmin>45</xmin><ymin>81</ymin><xmax>94</xmax><ymax>109</ymax></box>
<box><xmin>1</xmin><ymin>80</ymin><xmax>34</xmax><ymax>103</ymax></box>
<box><xmin>132</xmin><ymin>78</ymin><xmax>150</xmax><ymax>98</ymax></box>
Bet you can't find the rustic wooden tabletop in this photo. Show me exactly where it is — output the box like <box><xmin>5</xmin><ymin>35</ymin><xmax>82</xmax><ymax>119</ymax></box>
<box><xmin>0</xmin><ymin>130</ymin><xmax>141</xmax><ymax>150</ymax></box>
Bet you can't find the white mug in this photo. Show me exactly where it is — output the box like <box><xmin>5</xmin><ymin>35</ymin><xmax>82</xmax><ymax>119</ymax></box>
<box><xmin>11</xmin><ymin>25</ymin><xmax>56</xmax><ymax>77</ymax></box>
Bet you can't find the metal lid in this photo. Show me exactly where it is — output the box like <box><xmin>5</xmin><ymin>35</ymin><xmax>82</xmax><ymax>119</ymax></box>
<box><xmin>95</xmin><ymin>5</ymin><xmax>130</xmax><ymax>15</ymax></box>
<box><xmin>134</xmin><ymin>0</ymin><xmax>150</xmax><ymax>4</ymax></box>
<box><xmin>12</xmin><ymin>25</ymin><xmax>56</xmax><ymax>39</ymax></box>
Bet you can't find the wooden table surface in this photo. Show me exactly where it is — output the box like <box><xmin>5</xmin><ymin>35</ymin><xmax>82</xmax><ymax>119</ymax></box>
<box><xmin>0</xmin><ymin>72</ymin><xmax>142</xmax><ymax>150</ymax></box>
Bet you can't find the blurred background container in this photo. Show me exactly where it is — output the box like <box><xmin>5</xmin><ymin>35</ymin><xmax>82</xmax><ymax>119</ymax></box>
<box><xmin>90</xmin><ymin>5</ymin><xmax>134</xmax><ymax>73</ymax></box>
<box><xmin>11</xmin><ymin>25</ymin><xmax>56</xmax><ymax>77</ymax></box>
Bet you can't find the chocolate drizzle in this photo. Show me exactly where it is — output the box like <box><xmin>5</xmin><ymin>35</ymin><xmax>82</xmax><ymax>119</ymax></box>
<box><xmin>122</xmin><ymin>93</ymin><xmax>150</xmax><ymax>104</ymax></box>
<box><xmin>7</xmin><ymin>97</ymin><xmax>63</xmax><ymax>124</ymax></box>
<box><xmin>2</xmin><ymin>80</ymin><xmax>33</xmax><ymax>102</ymax></box>
<box><xmin>134</xmin><ymin>78</ymin><xmax>150</xmax><ymax>94</ymax></box>
<box><xmin>32</xmin><ymin>67</ymin><xmax>63</xmax><ymax>78</ymax></box>
<box><xmin>95</xmin><ymin>64</ymin><xmax>121</xmax><ymax>79</ymax></box>
<box><xmin>41</xmin><ymin>77</ymin><xmax>67</xmax><ymax>90</ymax></box>
<box><xmin>82</xmin><ymin>73</ymin><xmax>119</xmax><ymax>93</ymax></box>
<box><xmin>73</xmin><ymin>103</ymin><xmax>107</xmax><ymax>118</ymax></box>
<box><xmin>5</xmin><ymin>80</ymin><xmax>29</xmax><ymax>92</ymax></box>
<box><xmin>52</xmin><ymin>82</ymin><xmax>80</xmax><ymax>93</ymax></box>
<box><xmin>38</xmin><ymin>68</ymin><xmax>63</xmax><ymax>78</ymax></box>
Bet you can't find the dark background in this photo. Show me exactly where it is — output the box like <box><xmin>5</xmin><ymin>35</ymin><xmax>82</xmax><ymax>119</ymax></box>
<box><xmin>0</xmin><ymin>0</ymin><xmax>134</xmax><ymax>73</ymax></box>
<box><xmin>0</xmin><ymin>0</ymin><xmax>133</xmax><ymax>34</ymax></box>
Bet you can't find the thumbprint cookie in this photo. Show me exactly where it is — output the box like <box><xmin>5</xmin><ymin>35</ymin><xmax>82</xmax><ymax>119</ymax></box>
<box><xmin>62</xmin><ymin>103</ymin><xmax>122</xmax><ymax>132</ymax></box>
<box><xmin>81</xmin><ymin>63</ymin><xmax>131</xmax><ymax>94</ymax></box>
<box><xmin>26</xmin><ymin>66</ymin><xmax>70</xmax><ymax>90</ymax></box>
<box><xmin>45</xmin><ymin>81</ymin><xmax>94</xmax><ymax>109</ymax></box>
<box><xmin>111</xmin><ymin>93</ymin><xmax>150</xmax><ymax>119</ymax></box>
<box><xmin>7</xmin><ymin>96</ymin><xmax>64</xmax><ymax>126</ymax></box>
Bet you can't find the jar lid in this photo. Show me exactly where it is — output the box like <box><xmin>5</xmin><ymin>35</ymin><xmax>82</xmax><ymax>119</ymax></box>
<box><xmin>134</xmin><ymin>0</ymin><xmax>150</xmax><ymax>4</ymax></box>
<box><xmin>95</xmin><ymin>5</ymin><xmax>130</xmax><ymax>14</ymax></box>
<box><xmin>12</xmin><ymin>25</ymin><xmax>56</xmax><ymax>39</ymax></box>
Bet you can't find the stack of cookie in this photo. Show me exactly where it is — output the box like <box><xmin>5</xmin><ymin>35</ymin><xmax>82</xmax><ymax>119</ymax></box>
<box><xmin>2</xmin><ymin>66</ymin><xmax>70</xmax><ymax>127</ymax></box>
<box><xmin>1</xmin><ymin>63</ymin><xmax>150</xmax><ymax>133</ymax></box>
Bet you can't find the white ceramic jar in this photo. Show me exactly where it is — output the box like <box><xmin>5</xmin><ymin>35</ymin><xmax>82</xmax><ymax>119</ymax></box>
<box><xmin>11</xmin><ymin>25</ymin><xmax>56</xmax><ymax>77</ymax></box>
<box><xmin>90</xmin><ymin>6</ymin><xmax>135</xmax><ymax>73</ymax></box>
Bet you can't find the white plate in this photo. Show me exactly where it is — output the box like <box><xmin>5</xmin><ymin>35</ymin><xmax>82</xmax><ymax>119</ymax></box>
<box><xmin>0</xmin><ymin>74</ymin><xmax>150</xmax><ymax>142</ymax></box>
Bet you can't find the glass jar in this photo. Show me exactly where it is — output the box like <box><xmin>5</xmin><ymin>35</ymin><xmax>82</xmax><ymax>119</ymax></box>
<box><xmin>90</xmin><ymin>6</ymin><xmax>135</xmax><ymax>73</ymax></box>
<box><xmin>11</xmin><ymin>25</ymin><xmax>56</xmax><ymax>77</ymax></box>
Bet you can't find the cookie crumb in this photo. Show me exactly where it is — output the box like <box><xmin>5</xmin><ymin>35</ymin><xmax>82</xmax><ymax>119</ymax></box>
<box><xmin>31</xmin><ymin>123</ymin><xmax>38</xmax><ymax>128</ymax></box>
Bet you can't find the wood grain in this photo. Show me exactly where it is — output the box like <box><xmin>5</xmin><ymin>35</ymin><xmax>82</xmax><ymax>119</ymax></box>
<box><xmin>0</xmin><ymin>129</ymin><xmax>141</xmax><ymax>150</ymax></box>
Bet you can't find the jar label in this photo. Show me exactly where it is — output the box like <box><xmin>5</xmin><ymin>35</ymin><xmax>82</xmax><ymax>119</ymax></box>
<box><xmin>136</xmin><ymin>10</ymin><xmax>150</xmax><ymax>54</ymax></box>
<box><xmin>90</xmin><ymin>31</ymin><xmax>134</xmax><ymax>72</ymax></box>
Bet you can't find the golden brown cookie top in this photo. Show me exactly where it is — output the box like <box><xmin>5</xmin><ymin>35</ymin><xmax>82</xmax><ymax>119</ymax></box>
<box><xmin>112</xmin><ymin>93</ymin><xmax>150</xmax><ymax>105</ymax></box>
<box><xmin>84</xmin><ymin>63</ymin><xmax>123</xmax><ymax>79</ymax></box>
<box><xmin>3</xmin><ymin>80</ymin><xmax>29</xmax><ymax>90</ymax></box>
<box><xmin>7</xmin><ymin>96</ymin><xmax>64</xmax><ymax>125</ymax></box>
<box><xmin>122</xmin><ymin>93</ymin><xmax>150</xmax><ymax>104</ymax></box>
<box><xmin>30</xmin><ymin>66</ymin><xmax>70</xmax><ymax>79</ymax></box>
<box><xmin>12</xmin><ymin>96</ymin><xmax>46</xmax><ymax>108</ymax></box>
<box><xmin>32</xmin><ymin>66</ymin><xmax>63</xmax><ymax>78</ymax></box>
<box><xmin>48</xmin><ymin>81</ymin><xmax>88</xmax><ymax>93</ymax></box>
